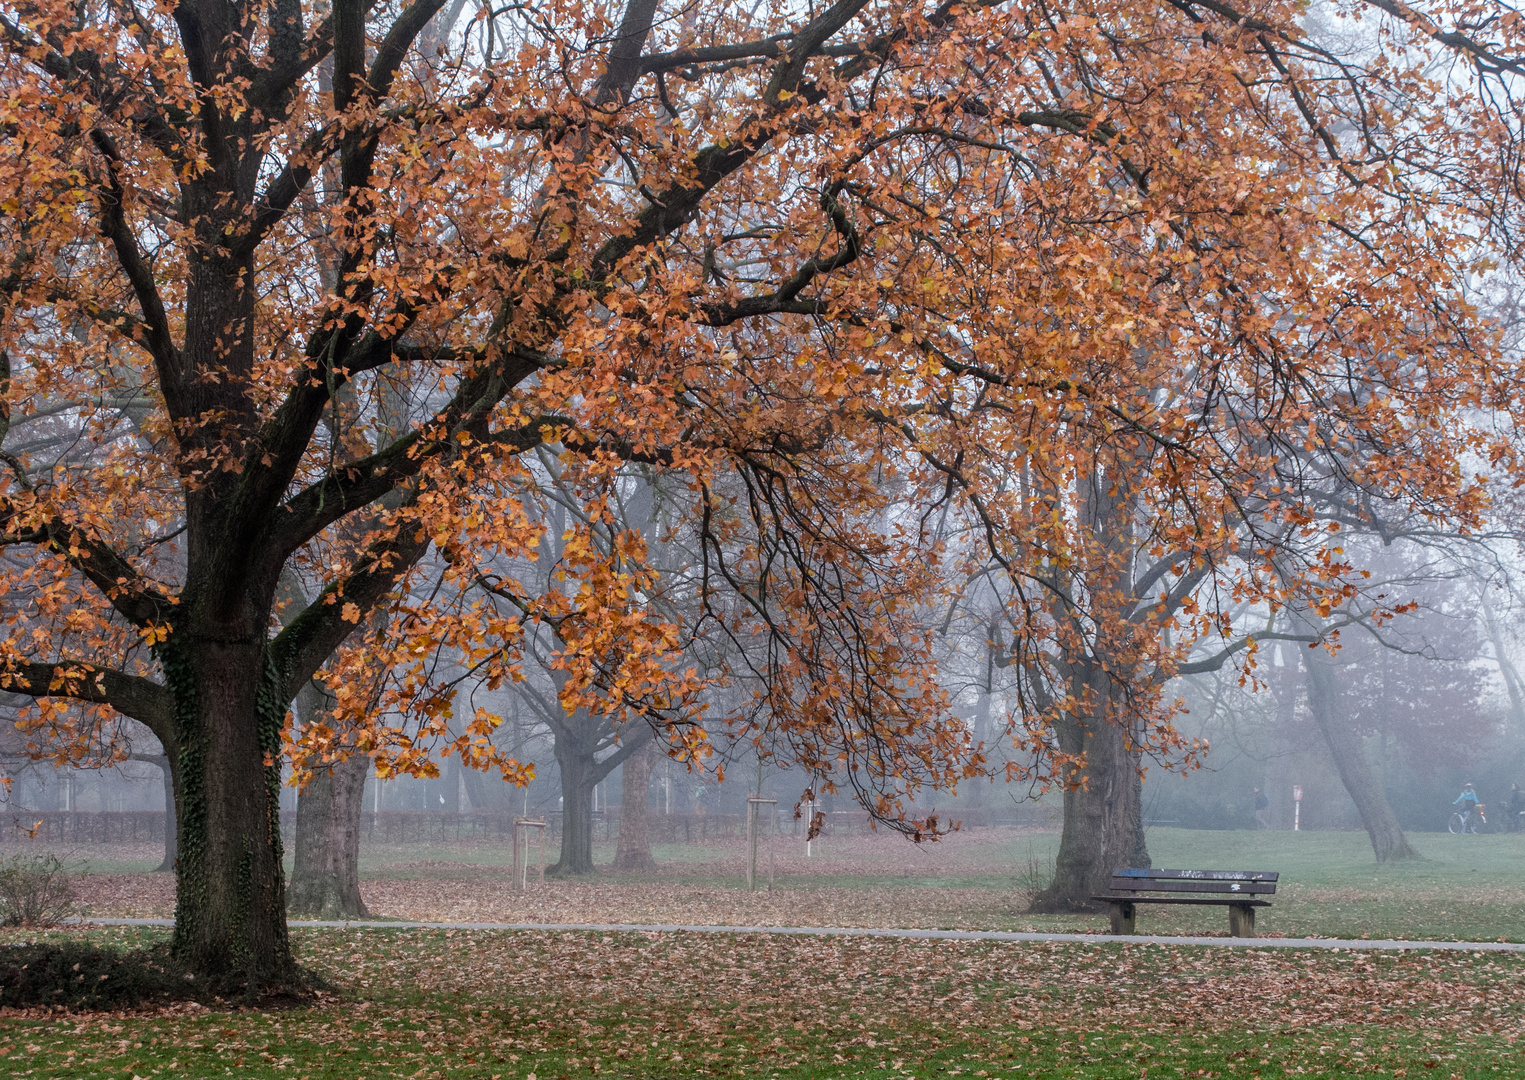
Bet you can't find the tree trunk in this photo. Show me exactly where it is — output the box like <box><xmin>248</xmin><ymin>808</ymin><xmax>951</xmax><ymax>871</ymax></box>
<box><xmin>1033</xmin><ymin>711</ymin><xmax>1104</xmax><ymax>911</ymax></box>
<box><xmin>1031</xmin><ymin>668</ymin><xmax>1149</xmax><ymax>912</ymax></box>
<box><xmin>461</xmin><ymin>764</ymin><xmax>502</xmax><ymax>812</ymax></box>
<box><xmin>1029</xmin><ymin>459</ymin><xmax>1152</xmax><ymax>912</ymax></box>
<box><xmin>152</xmin><ymin>755</ymin><xmax>177</xmax><ymax>873</ymax></box>
<box><xmin>1483</xmin><ymin>597</ymin><xmax>1525</xmax><ymax>734</ymax></box>
<box><xmin>1304</xmin><ymin>649</ymin><xmax>1418</xmax><ymax>862</ymax></box>
<box><xmin>1265</xmin><ymin>653</ymin><xmax>1299</xmax><ymax>830</ymax></box>
<box><xmin>970</xmin><ymin>682</ymin><xmax>992</xmax><ymax>810</ymax></box>
<box><xmin>287</xmin><ymin>751</ymin><xmax>371</xmax><ymax>919</ymax></box>
<box><xmin>551</xmin><ymin>737</ymin><xmax>598</xmax><ymax>875</ymax></box>
<box><xmin>1104</xmin><ymin>740</ymin><xmax>1148</xmax><ymax>870</ymax></box>
<box><xmin>166</xmin><ymin>639</ymin><xmax>296</xmax><ymax>989</ymax></box>
<box><xmin>612</xmin><ymin>739</ymin><xmax>657</xmax><ymax>873</ymax></box>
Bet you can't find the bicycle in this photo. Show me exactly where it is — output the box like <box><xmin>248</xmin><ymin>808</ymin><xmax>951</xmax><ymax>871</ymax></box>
<box><xmin>1449</xmin><ymin>803</ymin><xmax>1487</xmax><ymax>834</ymax></box>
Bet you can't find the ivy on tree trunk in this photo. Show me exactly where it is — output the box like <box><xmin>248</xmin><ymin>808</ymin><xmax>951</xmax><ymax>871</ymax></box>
<box><xmin>164</xmin><ymin>641</ymin><xmax>295</xmax><ymax>989</ymax></box>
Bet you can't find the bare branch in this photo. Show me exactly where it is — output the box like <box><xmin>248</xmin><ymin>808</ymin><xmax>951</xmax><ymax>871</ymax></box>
<box><xmin>87</xmin><ymin>130</ymin><xmax>178</xmax><ymax>374</ymax></box>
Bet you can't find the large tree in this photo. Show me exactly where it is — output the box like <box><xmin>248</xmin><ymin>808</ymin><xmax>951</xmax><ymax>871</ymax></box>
<box><xmin>0</xmin><ymin>0</ymin><xmax>1519</xmax><ymax>990</ymax></box>
<box><xmin>1018</xmin><ymin>457</ymin><xmax>1349</xmax><ymax>908</ymax></box>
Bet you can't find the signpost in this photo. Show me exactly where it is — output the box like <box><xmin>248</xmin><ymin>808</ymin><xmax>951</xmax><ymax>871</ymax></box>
<box><xmin>1293</xmin><ymin>785</ymin><xmax>1303</xmax><ymax>831</ymax></box>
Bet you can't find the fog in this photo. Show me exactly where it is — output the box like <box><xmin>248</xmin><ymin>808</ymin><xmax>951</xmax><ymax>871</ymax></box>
<box><xmin>11</xmin><ymin>530</ymin><xmax>1525</xmax><ymax>855</ymax></box>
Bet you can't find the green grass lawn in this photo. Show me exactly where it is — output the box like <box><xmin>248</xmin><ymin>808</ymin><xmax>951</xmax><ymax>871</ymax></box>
<box><xmin>355</xmin><ymin>824</ymin><xmax>1525</xmax><ymax>886</ymax></box>
<box><xmin>348</xmin><ymin>826</ymin><xmax>1525</xmax><ymax>941</ymax></box>
<box><xmin>1004</xmin><ymin>828</ymin><xmax>1525</xmax><ymax>942</ymax></box>
<box><xmin>49</xmin><ymin>822</ymin><xmax>1525</xmax><ymax>882</ymax></box>
<box><xmin>4</xmin><ymin>925</ymin><xmax>1524</xmax><ymax>1079</ymax></box>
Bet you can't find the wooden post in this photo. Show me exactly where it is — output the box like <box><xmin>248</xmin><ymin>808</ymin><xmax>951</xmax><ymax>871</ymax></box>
<box><xmin>511</xmin><ymin>815</ymin><xmax>520</xmax><ymax>889</ymax></box>
<box><xmin>769</xmin><ymin>801</ymin><xmax>776</xmax><ymax>889</ymax></box>
<box><xmin>513</xmin><ymin>818</ymin><xmax>548</xmax><ymax>891</ymax></box>
<box><xmin>746</xmin><ymin>797</ymin><xmax>777</xmax><ymax>892</ymax></box>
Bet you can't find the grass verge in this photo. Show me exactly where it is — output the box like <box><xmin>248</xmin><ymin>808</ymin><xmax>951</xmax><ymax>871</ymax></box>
<box><xmin>3</xmin><ymin>925</ymin><xmax>1523</xmax><ymax>1078</ymax></box>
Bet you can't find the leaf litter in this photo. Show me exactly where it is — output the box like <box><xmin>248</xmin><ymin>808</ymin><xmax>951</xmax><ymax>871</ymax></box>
<box><xmin>4</xmin><ymin>925</ymin><xmax>1523</xmax><ymax>1078</ymax></box>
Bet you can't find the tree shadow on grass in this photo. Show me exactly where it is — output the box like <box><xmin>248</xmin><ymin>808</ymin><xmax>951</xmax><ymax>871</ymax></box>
<box><xmin>0</xmin><ymin>940</ymin><xmax>328</xmax><ymax>1011</ymax></box>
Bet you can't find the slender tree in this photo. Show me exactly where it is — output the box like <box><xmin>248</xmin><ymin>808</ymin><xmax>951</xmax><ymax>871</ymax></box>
<box><xmin>1301</xmin><ymin>633</ymin><xmax>1418</xmax><ymax>860</ymax></box>
<box><xmin>128</xmin><ymin>751</ymin><xmax>177</xmax><ymax>872</ymax></box>
<box><xmin>1309</xmin><ymin>563</ymin><xmax>1499</xmax><ymax>855</ymax></box>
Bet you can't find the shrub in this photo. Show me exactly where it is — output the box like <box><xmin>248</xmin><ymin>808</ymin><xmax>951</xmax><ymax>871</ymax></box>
<box><xmin>1015</xmin><ymin>840</ymin><xmax>1056</xmax><ymax>895</ymax></box>
<box><xmin>0</xmin><ymin>853</ymin><xmax>79</xmax><ymax>927</ymax></box>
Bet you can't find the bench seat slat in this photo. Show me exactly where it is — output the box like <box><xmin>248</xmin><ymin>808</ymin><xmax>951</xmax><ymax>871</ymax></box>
<box><xmin>1092</xmin><ymin>895</ymin><xmax>1272</xmax><ymax>908</ymax></box>
<box><xmin>1113</xmin><ymin>868</ymin><xmax>1277</xmax><ymax>882</ymax></box>
<box><xmin>1107</xmin><ymin>877</ymin><xmax>1276</xmax><ymax>896</ymax></box>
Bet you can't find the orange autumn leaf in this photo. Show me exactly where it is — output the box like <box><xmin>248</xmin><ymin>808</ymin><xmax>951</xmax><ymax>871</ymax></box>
<box><xmin>0</xmin><ymin>0</ymin><xmax>1519</xmax><ymax>979</ymax></box>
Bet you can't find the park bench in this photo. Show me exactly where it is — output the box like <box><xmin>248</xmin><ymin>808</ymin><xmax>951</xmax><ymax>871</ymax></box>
<box><xmin>1092</xmin><ymin>868</ymin><xmax>1278</xmax><ymax>937</ymax></box>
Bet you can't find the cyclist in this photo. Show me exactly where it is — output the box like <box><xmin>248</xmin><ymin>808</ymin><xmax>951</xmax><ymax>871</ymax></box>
<box><xmin>1453</xmin><ymin>783</ymin><xmax>1482</xmax><ymax>832</ymax></box>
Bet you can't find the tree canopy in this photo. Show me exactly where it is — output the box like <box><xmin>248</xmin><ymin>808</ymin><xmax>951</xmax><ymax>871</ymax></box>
<box><xmin>0</xmin><ymin>0</ymin><xmax>1520</xmax><ymax>983</ymax></box>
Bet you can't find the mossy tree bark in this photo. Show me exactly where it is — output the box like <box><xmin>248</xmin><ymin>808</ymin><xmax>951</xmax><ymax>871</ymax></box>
<box><xmin>162</xmin><ymin>637</ymin><xmax>294</xmax><ymax>988</ymax></box>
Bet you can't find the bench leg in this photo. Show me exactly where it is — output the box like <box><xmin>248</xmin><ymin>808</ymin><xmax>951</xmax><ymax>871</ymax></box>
<box><xmin>1229</xmin><ymin>905</ymin><xmax>1255</xmax><ymax>938</ymax></box>
<box><xmin>1108</xmin><ymin>901</ymin><xmax>1136</xmax><ymax>935</ymax></box>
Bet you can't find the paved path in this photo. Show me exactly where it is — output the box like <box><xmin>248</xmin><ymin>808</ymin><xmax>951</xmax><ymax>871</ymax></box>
<box><xmin>83</xmin><ymin>918</ymin><xmax>1525</xmax><ymax>953</ymax></box>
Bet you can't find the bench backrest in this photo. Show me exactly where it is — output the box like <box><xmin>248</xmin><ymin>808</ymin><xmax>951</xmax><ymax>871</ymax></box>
<box><xmin>1108</xmin><ymin>868</ymin><xmax>1278</xmax><ymax>897</ymax></box>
